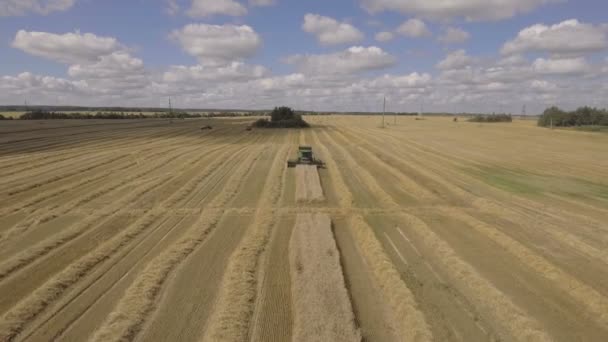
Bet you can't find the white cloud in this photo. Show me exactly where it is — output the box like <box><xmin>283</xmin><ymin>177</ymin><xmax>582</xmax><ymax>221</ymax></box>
<box><xmin>166</xmin><ymin>0</ymin><xmax>180</xmax><ymax>15</ymax></box>
<box><xmin>437</xmin><ymin>50</ymin><xmax>475</xmax><ymax>70</ymax></box>
<box><xmin>188</xmin><ymin>0</ymin><xmax>247</xmax><ymax>17</ymax></box>
<box><xmin>396</xmin><ymin>19</ymin><xmax>431</xmax><ymax>38</ymax></box>
<box><xmin>249</xmin><ymin>0</ymin><xmax>275</xmax><ymax>6</ymax></box>
<box><xmin>285</xmin><ymin>46</ymin><xmax>396</xmax><ymax>75</ymax></box>
<box><xmin>363</xmin><ymin>72</ymin><xmax>432</xmax><ymax>89</ymax></box>
<box><xmin>68</xmin><ymin>52</ymin><xmax>144</xmax><ymax>79</ymax></box>
<box><xmin>0</xmin><ymin>0</ymin><xmax>76</xmax><ymax>16</ymax></box>
<box><xmin>530</xmin><ymin>79</ymin><xmax>557</xmax><ymax>92</ymax></box>
<box><xmin>532</xmin><ymin>57</ymin><xmax>590</xmax><ymax>74</ymax></box>
<box><xmin>438</xmin><ymin>27</ymin><xmax>470</xmax><ymax>44</ymax></box>
<box><xmin>375</xmin><ymin>31</ymin><xmax>394</xmax><ymax>42</ymax></box>
<box><xmin>360</xmin><ymin>0</ymin><xmax>554</xmax><ymax>21</ymax></box>
<box><xmin>170</xmin><ymin>24</ymin><xmax>261</xmax><ymax>65</ymax></box>
<box><xmin>12</xmin><ymin>30</ymin><xmax>122</xmax><ymax>64</ymax></box>
<box><xmin>163</xmin><ymin>62</ymin><xmax>268</xmax><ymax>83</ymax></box>
<box><xmin>502</xmin><ymin>19</ymin><xmax>608</xmax><ymax>56</ymax></box>
<box><xmin>302</xmin><ymin>14</ymin><xmax>364</xmax><ymax>45</ymax></box>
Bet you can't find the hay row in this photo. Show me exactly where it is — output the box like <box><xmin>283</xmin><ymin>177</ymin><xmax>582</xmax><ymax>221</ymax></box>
<box><xmin>310</xmin><ymin>130</ymin><xmax>352</xmax><ymax>208</ymax></box>
<box><xmin>399</xmin><ymin>212</ymin><xmax>553</xmax><ymax>341</ymax></box>
<box><xmin>89</xmin><ymin>146</ymin><xmax>264</xmax><ymax>342</ymax></box>
<box><xmin>289</xmin><ymin>213</ymin><xmax>361</xmax><ymax>342</ymax></box>
<box><xmin>331</xmin><ymin>128</ymin><xmax>437</xmax><ymax>202</ymax></box>
<box><xmin>202</xmin><ymin>145</ymin><xmax>289</xmax><ymax>342</ymax></box>
<box><xmin>0</xmin><ymin>141</ymin><xmax>231</xmax><ymax>282</ymax></box>
<box><xmin>442</xmin><ymin>208</ymin><xmax>608</xmax><ymax>328</ymax></box>
<box><xmin>295</xmin><ymin>165</ymin><xmax>325</xmax><ymax>203</ymax></box>
<box><xmin>350</xmin><ymin>215</ymin><xmax>432</xmax><ymax>341</ymax></box>
<box><xmin>0</xmin><ymin>144</ymin><xmax>253</xmax><ymax>341</ymax></box>
<box><xmin>319</xmin><ymin>129</ymin><xmax>398</xmax><ymax>209</ymax></box>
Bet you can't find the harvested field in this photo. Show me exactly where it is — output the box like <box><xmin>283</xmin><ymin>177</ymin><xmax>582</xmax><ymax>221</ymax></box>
<box><xmin>295</xmin><ymin>165</ymin><xmax>325</xmax><ymax>203</ymax></box>
<box><xmin>289</xmin><ymin>213</ymin><xmax>360</xmax><ymax>342</ymax></box>
<box><xmin>0</xmin><ymin>116</ymin><xmax>607</xmax><ymax>341</ymax></box>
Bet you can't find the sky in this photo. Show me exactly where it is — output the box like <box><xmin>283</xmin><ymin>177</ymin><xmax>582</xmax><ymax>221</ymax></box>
<box><xmin>1</xmin><ymin>0</ymin><xmax>608</xmax><ymax>113</ymax></box>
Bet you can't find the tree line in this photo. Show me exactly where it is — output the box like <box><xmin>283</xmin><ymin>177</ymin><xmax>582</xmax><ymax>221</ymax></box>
<box><xmin>538</xmin><ymin>106</ymin><xmax>608</xmax><ymax>127</ymax></box>
<box><xmin>17</xmin><ymin>110</ymin><xmax>204</xmax><ymax>120</ymax></box>
<box><xmin>468</xmin><ymin>114</ymin><xmax>513</xmax><ymax>123</ymax></box>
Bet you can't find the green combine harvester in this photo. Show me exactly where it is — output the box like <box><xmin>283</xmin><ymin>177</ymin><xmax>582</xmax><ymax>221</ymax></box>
<box><xmin>287</xmin><ymin>146</ymin><xmax>325</xmax><ymax>168</ymax></box>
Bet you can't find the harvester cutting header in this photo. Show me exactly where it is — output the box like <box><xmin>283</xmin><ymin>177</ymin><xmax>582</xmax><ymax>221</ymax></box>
<box><xmin>287</xmin><ymin>146</ymin><xmax>325</xmax><ymax>168</ymax></box>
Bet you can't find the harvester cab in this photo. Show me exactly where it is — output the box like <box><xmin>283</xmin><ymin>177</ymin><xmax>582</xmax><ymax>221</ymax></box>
<box><xmin>287</xmin><ymin>146</ymin><xmax>325</xmax><ymax>168</ymax></box>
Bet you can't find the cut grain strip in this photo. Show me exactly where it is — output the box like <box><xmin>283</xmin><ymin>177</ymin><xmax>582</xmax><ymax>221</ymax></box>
<box><xmin>310</xmin><ymin>131</ymin><xmax>352</xmax><ymax>209</ymax></box>
<box><xmin>0</xmin><ymin>144</ymin><xmax>256</xmax><ymax>342</ymax></box>
<box><xmin>319</xmin><ymin>129</ymin><xmax>398</xmax><ymax>209</ymax></box>
<box><xmin>442</xmin><ymin>208</ymin><xmax>608</xmax><ymax>328</ymax></box>
<box><xmin>350</xmin><ymin>215</ymin><xmax>432</xmax><ymax>342</ymax></box>
<box><xmin>290</xmin><ymin>213</ymin><xmax>360</xmax><ymax>342</ymax></box>
<box><xmin>202</xmin><ymin>145</ymin><xmax>289</xmax><ymax>342</ymax></box>
<box><xmin>398</xmin><ymin>212</ymin><xmax>553</xmax><ymax>341</ymax></box>
<box><xmin>88</xmin><ymin>146</ymin><xmax>265</xmax><ymax>342</ymax></box>
<box><xmin>295</xmin><ymin>165</ymin><xmax>325</xmax><ymax>203</ymax></box>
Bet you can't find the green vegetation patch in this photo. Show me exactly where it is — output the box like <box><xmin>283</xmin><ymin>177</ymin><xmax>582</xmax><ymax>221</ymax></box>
<box><xmin>463</xmin><ymin>166</ymin><xmax>608</xmax><ymax>200</ymax></box>
<box><xmin>467</xmin><ymin>114</ymin><xmax>512</xmax><ymax>123</ymax></box>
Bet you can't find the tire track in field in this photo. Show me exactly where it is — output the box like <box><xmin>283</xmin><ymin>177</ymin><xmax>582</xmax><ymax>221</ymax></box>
<box><xmin>397</xmin><ymin>212</ymin><xmax>552</xmax><ymax>341</ymax></box>
<box><xmin>202</xmin><ymin>144</ymin><xmax>289</xmax><ymax>342</ymax></box>
<box><xmin>354</xmin><ymin>124</ymin><xmax>608</xmax><ymax>267</ymax></box>
<box><xmin>0</xmin><ymin>128</ymin><xmax>246</xmax><ymax>244</ymax></box>
<box><xmin>0</xmin><ymin>137</ymin><xmax>251</xmax><ymax>292</ymax></box>
<box><xmin>350</xmin><ymin>215</ymin><xmax>432</xmax><ymax>341</ymax></box>
<box><xmin>0</xmin><ymin>124</ymin><xmax>199</xmax><ymax>185</ymax></box>
<box><xmin>0</xmin><ymin>123</ymin><xmax>195</xmax><ymax>172</ymax></box>
<box><xmin>318</xmin><ymin>128</ymin><xmax>398</xmax><ymax>210</ymax></box>
<box><xmin>321</xmin><ymin>125</ymin><xmax>554</xmax><ymax>341</ymax></box>
<box><xmin>309</xmin><ymin>128</ymin><xmax>431</xmax><ymax>342</ymax></box>
<box><xmin>360</xmin><ymin>124</ymin><xmax>608</xmax><ymax>244</ymax></box>
<box><xmin>329</xmin><ymin>127</ymin><xmax>438</xmax><ymax>202</ymax></box>
<box><xmin>0</xmin><ymin>142</ymin><xmax>210</xmax><ymax>247</ymax></box>
<box><xmin>441</xmin><ymin>208</ymin><xmax>608</xmax><ymax>329</ymax></box>
<box><xmin>0</xmin><ymin>135</ymin><xmax>256</xmax><ymax>341</ymax></box>
<box><xmin>0</xmin><ymin>124</ymin><xmax>234</xmax><ymax>216</ymax></box>
<box><xmin>19</xmin><ymin>136</ymin><xmax>261</xmax><ymax>342</ymax></box>
<box><xmin>310</xmin><ymin>130</ymin><xmax>352</xmax><ymax>209</ymax></box>
<box><xmin>60</xmin><ymin>144</ymin><xmax>266</xmax><ymax>342</ymax></box>
<box><xmin>2</xmin><ymin>153</ymin><xmax>129</xmax><ymax>197</ymax></box>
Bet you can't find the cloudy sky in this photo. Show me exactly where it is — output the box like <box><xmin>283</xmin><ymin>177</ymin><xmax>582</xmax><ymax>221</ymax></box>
<box><xmin>1</xmin><ymin>0</ymin><xmax>608</xmax><ymax>113</ymax></box>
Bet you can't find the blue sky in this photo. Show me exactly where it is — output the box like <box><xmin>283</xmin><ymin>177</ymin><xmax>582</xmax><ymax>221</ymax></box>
<box><xmin>1</xmin><ymin>0</ymin><xmax>608</xmax><ymax>113</ymax></box>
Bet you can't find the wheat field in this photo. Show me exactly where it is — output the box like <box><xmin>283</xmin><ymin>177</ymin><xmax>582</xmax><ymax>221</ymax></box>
<box><xmin>0</xmin><ymin>115</ymin><xmax>607</xmax><ymax>341</ymax></box>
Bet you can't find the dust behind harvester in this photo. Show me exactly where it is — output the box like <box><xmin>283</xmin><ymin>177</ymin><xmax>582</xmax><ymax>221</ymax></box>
<box><xmin>287</xmin><ymin>146</ymin><xmax>325</xmax><ymax>168</ymax></box>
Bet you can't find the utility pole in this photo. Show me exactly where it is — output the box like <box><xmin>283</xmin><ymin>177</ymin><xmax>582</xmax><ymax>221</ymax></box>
<box><xmin>382</xmin><ymin>96</ymin><xmax>386</xmax><ymax>128</ymax></box>
<box><xmin>168</xmin><ymin>97</ymin><xmax>173</xmax><ymax>115</ymax></box>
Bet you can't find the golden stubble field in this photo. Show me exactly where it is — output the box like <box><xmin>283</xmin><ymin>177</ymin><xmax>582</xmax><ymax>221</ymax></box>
<box><xmin>0</xmin><ymin>115</ymin><xmax>607</xmax><ymax>342</ymax></box>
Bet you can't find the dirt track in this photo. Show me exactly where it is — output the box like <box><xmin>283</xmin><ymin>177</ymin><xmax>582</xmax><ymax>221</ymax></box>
<box><xmin>0</xmin><ymin>116</ymin><xmax>607</xmax><ymax>341</ymax></box>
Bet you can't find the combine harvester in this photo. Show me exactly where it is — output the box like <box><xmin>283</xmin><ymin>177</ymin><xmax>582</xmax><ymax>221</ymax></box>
<box><xmin>287</xmin><ymin>146</ymin><xmax>325</xmax><ymax>168</ymax></box>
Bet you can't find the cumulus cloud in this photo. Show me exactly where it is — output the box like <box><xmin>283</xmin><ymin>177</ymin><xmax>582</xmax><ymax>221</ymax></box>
<box><xmin>532</xmin><ymin>57</ymin><xmax>590</xmax><ymax>75</ymax></box>
<box><xmin>0</xmin><ymin>0</ymin><xmax>76</xmax><ymax>16</ymax></box>
<box><xmin>170</xmin><ymin>24</ymin><xmax>261</xmax><ymax>65</ymax></box>
<box><xmin>375</xmin><ymin>31</ymin><xmax>394</xmax><ymax>42</ymax></box>
<box><xmin>396</xmin><ymin>19</ymin><xmax>431</xmax><ymax>38</ymax></box>
<box><xmin>302</xmin><ymin>14</ymin><xmax>364</xmax><ymax>45</ymax></box>
<box><xmin>163</xmin><ymin>62</ymin><xmax>268</xmax><ymax>83</ymax></box>
<box><xmin>166</xmin><ymin>0</ymin><xmax>180</xmax><ymax>15</ymax></box>
<box><xmin>437</xmin><ymin>50</ymin><xmax>475</xmax><ymax>70</ymax></box>
<box><xmin>285</xmin><ymin>46</ymin><xmax>396</xmax><ymax>75</ymax></box>
<box><xmin>12</xmin><ymin>30</ymin><xmax>121</xmax><ymax>64</ymax></box>
<box><xmin>438</xmin><ymin>27</ymin><xmax>470</xmax><ymax>44</ymax></box>
<box><xmin>502</xmin><ymin>19</ymin><xmax>608</xmax><ymax>56</ymax></box>
<box><xmin>360</xmin><ymin>0</ymin><xmax>554</xmax><ymax>21</ymax></box>
<box><xmin>68</xmin><ymin>52</ymin><xmax>144</xmax><ymax>79</ymax></box>
<box><xmin>188</xmin><ymin>0</ymin><xmax>247</xmax><ymax>17</ymax></box>
<box><xmin>249</xmin><ymin>0</ymin><xmax>275</xmax><ymax>6</ymax></box>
